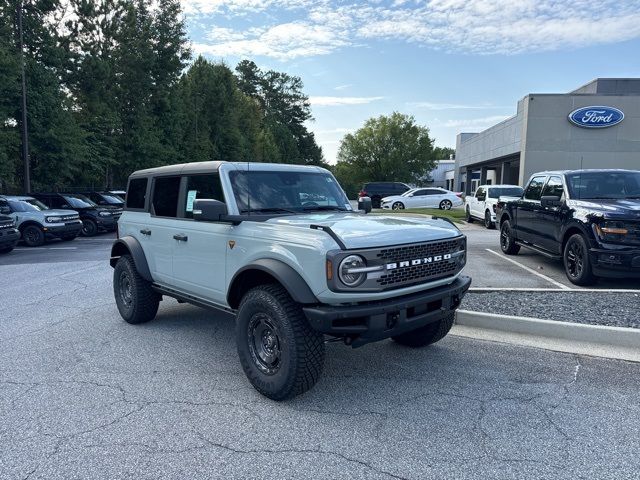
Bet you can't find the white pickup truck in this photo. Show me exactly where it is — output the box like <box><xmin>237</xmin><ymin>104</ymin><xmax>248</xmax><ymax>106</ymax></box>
<box><xmin>465</xmin><ymin>184</ymin><xmax>523</xmax><ymax>229</ymax></box>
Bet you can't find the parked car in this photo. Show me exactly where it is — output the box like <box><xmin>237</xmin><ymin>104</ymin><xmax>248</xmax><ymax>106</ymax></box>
<box><xmin>31</xmin><ymin>193</ymin><xmax>118</xmax><ymax>237</ymax></box>
<box><xmin>108</xmin><ymin>190</ymin><xmax>126</xmax><ymax>201</ymax></box>
<box><xmin>465</xmin><ymin>184</ymin><xmax>524</xmax><ymax>229</ymax></box>
<box><xmin>381</xmin><ymin>187</ymin><xmax>463</xmax><ymax>211</ymax></box>
<box><xmin>110</xmin><ymin>161</ymin><xmax>470</xmax><ymax>399</ymax></box>
<box><xmin>0</xmin><ymin>195</ymin><xmax>82</xmax><ymax>247</ymax></box>
<box><xmin>359</xmin><ymin>182</ymin><xmax>410</xmax><ymax>208</ymax></box>
<box><xmin>498</xmin><ymin>169</ymin><xmax>640</xmax><ymax>285</ymax></box>
<box><xmin>0</xmin><ymin>210</ymin><xmax>20</xmax><ymax>253</ymax></box>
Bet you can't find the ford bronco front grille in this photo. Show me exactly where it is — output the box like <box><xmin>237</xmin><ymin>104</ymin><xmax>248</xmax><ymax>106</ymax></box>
<box><xmin>0</xmin><ymin>222</ymin><xmax>14</xmax><ymax>230</ymax></box>
<box><xmin>375</xmin><ymin>238</ymin><xmax>465</xmax><ymax>288</ymax></box>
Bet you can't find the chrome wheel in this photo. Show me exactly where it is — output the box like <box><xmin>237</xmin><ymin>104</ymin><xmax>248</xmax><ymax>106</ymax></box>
<box><xmin>248</xmin><ymin>313</ymin><xmax>282</xmax><ymax>375</ymax></box>
<box><xmin>440</xmin><ymin>200</ymin><xmax>452</xmax><ymax>210</ymax></box>
<box><xmin>392</xmin><ymin>202</ymin><xmax>405</xmax><ymax>210</ymax></box>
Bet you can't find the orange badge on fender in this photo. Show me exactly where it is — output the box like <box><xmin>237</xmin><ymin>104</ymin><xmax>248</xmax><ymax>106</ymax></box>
<box><xmin>228</xmin><ymin>240</ymin><xmax>236</xmax><ymax>249</ymax></box>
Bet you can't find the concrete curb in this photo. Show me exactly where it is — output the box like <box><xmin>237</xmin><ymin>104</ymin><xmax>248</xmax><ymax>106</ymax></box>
<box><xmin>452</xmin><ymin>309</ymin><xmax>640</xmax><ymax>362</ymax></box>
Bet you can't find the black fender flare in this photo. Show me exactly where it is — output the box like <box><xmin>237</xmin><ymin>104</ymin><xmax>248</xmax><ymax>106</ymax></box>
<box><xmin>227</xmin><ymin>258</ymin><xmax>318</xmax><ymax>308</ymax></box>
<box><xmin>18</xmin><ymin>220</ymin><xmax>44</xmax><ymax>232</ymax></box>
<box><xmin>110</xmin><ymin>236</ymin><xmax>153</xmax><ymax>282</ymax></box>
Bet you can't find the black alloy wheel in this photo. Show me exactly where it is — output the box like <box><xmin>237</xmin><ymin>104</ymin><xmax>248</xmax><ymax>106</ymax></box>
<box><xmin>564</xmin><ymin>234</ymin><xmax>596</xmax><ymax>286</ymax></box>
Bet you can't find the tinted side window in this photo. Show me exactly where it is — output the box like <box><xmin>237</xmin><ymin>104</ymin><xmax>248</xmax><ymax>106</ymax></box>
<box><xmin>412</xmin><ymin>189</ymin><xmax>427</xmax><ymax>196</ymax></box>
<box><xmin>425</xmin><ymin>189</ymin><xmax>441</xmax><ymax>195</ymax></box>
<box><xmin>476</xmin><ymin>188</ymin><xmax>486</xmax><ymax>201</ymax></box>
<box><xmin>542</xmin><ymin>176</ymin><xmax>565</xmax><ymax>198</ymax></box>
<box><xmin>50</xmin><ymin>196</ymin><xmax>68</xmax><ymax>209</ymax></box>
<box><xmin>152</xmin><ymin>176</ymin><xmax>181</xmax><ymax>217</ymax></box>
<box><xmin>395</xmin><ymin>184</ymin><xmax>408</xmax><ymax>193</ymax></box>
<box><xmin>126</xmin><ymin>178</ymin><xmax>148</xmax><ymax>210</ymax></box>
<box><xmin>524</xmin><ymin>176</ymin><xmax>547</xmax><ymax>201</ymax></box>
<box><xmin>183</xmin><ymin>174</ymin><xmax>224</xmax><ymax>219</ymax></box>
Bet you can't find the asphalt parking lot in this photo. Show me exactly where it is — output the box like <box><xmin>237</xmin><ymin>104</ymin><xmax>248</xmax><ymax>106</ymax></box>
<box><xmin>1</xmin><ymin>233</ymin><xmax>640</xmax><ymax>479</ymax></box>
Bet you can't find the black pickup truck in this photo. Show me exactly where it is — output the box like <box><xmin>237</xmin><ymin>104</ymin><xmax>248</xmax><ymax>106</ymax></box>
<box><xmin>497</xmin><ymin>169</ymin><xmax>640</xmax><ymax>285</ymax></box>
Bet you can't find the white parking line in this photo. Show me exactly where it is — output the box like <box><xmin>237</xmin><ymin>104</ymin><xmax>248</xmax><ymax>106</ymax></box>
<box><xmin>470</xmin><ymin>287</ymin><xmax>640</xmax><ymax>293</ymax></box>
<box><xmin>14</xmin><ymin>247</ymin><xmax>77</xmax><ymax>251</ymax></box>
<box><xmin>484</xmin><ymin>248</ymin><xmax>571</xmax><ymax>290</ymax></box>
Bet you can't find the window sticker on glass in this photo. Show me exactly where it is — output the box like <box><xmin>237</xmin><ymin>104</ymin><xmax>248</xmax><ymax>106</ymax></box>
<box><xmin>186</xmin><ymin>190</ymin><xmax>198</xmax><ymax>212</ymax></box>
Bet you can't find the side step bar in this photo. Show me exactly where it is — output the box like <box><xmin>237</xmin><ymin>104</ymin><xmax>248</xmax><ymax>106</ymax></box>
<box><xmin>153</xmin><ymin>284</ymin><xmax>236</xmax><ymax>315</ymax></box>
<box><xmin>515</xmin><ymin>241</ymin><xmax>562</xmax><ymax>260</ymax></box>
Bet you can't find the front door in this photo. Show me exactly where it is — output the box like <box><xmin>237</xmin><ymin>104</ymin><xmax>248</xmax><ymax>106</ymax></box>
<box><xmin>537</xmin><ymin>176</ymin><xmax>567</xmax><ymax>254</ymax></box>
<box><xmin>170</xmin><ymin>173</ymin><xmax>230</xmax><ymax>304</ymax></box>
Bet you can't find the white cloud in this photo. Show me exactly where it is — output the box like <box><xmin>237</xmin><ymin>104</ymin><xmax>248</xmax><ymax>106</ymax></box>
<box><xmin>309</xmin><ymin>96</ymin><xmax>384</xmax><ymax>106</ymax></box>
<box><xmin>186</xmin><ymin>0</ymin><xmax>640</xmax><ymax>59</ymax></box>
<box><xmin>440</xmin><ymin>115</ymin><xmax>512</xmax><ymax>128</ymax></box>
<box><xmin>407</xmin><ymin>101</ymin><xmax>508</xmax><ymax>110</ymax></box>
<box><xmin>334</xmin><ymin>84</ymin><xmax>353</xmax><ymax>91</ymax></box>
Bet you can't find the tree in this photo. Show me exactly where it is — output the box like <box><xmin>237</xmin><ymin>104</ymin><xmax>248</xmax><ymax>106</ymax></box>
<box><xmin>432</xmin><ymin>146</ymin><xmax>455</xmax><ymax>160</ymax></box>
<box><xmin>335</xmin><ymin>112</ymin><xmax>436</xmax><ymax>189</ymax></box>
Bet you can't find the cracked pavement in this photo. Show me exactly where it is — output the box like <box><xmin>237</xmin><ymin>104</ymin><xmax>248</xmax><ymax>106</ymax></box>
<box><xmin>1</xmin><ymin>235</ymin><xmax>640</xmax><ymax>479</ymax></box>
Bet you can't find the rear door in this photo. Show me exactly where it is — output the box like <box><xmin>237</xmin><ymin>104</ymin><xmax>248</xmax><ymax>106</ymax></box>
<box><xmin>147</xmin><ymin>175</ymin><xmax>182</xmax><ymax>284</ymax></box>
<box><xmin>516</xmin><ymin>175</ymin><xmax>547</xmax><ymax>244</ymax></box>
<box><xmin>170</xmin><ymin>173</ymin><xmax>231</xmax><ymax>303</ymax></box>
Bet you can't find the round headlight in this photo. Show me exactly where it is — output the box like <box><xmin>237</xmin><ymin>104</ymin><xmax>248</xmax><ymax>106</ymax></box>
<box><xmin>338</xmin><ymin>255</ymin><xmax>367</xmax><ymax>287</ymax></box>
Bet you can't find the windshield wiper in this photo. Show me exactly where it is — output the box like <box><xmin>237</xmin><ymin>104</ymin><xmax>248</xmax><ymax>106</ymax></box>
<box><xmin>240</xmin><ymin>207</ymin><xmax>297</xmax><ymax>214</ymax></box>
<box><xmin>301</xmin><ymin>205</ymin><xmax>347</xmax><ymax>212</ymax></box>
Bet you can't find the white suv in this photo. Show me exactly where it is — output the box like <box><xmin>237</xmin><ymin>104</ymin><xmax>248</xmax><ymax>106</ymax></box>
<box><xmin>110</xmin><ymin>162</ymin><xmax>471</xmax><ymax>399</ymax></box>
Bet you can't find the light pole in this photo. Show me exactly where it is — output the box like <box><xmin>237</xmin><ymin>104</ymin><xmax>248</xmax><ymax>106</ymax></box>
<box><xmin>17</xmin><ymin>0</ymin><xmax>30</xmax><ymax>193</ymax></box>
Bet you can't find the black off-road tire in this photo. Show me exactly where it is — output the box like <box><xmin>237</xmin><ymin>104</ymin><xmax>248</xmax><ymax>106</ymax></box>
<box><xmin>500</xmin><ymin>220</ymin><xmax>520</xmax><ymax>255</ymax></box>
<box><xmin>484</xmin><ymin>210</ymin><xmax>495</xmax><ymax>229</ymax></box>
<box><xmin>236</xmin><ymin>284</ymin><xmax>325</xmax><ymax>401</ymax></box>
<box><xmin>564</xmin><ymin>234</ymin><xmax>597</xmax><ymax>286</ymax></box>
<box><xmin>465</xmin><ymin>206</ymin><xmax>474</xmax><ymax>223</ymax></box>
<box><xmin>81</xmin><ymin>219</ymin><xmax>98</xmax><ymax>237</ymax></box>
<box><xmin>22</xmin><ymin>225</ymin><xmax>45</xmax><ymax>247</ymax></box>
<box><xmin>113</xmin><ymin>254</ymin><xmax>160</xmax><ymax>324</ymax></box>
<box><xmin>392</xmin><ymin>312</ymin><xmax>455</xmax><ymax>347</ymax></box>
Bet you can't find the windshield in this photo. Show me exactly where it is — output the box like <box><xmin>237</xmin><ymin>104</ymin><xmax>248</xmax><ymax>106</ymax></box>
<box><xmin>567</xmin><ymin>171</ymin><xmax>640</xmax><ymax>200</ymax></box>
<box><xmin>98</xmin><ymin>194</ymin><xmax>124</xmax><ymax>205</ymax></box>
<box><xmin>62</xmin><ymin>194</ymin><xmax>96</xmax><ymax>208</ymax></box>
<box><xmin>488</xmin><ymin>187</ymin><xmax>524</xmax><ymax>198</ymax></box>
<box><xmin>8</xmin><ymin>198</ymin><xmax>49</xmax><ymax>212</ymax></box>
<box><xmin>229</xmin><ymin>170</ymin><xmax>351</xmax><ymax>214</ymax></box>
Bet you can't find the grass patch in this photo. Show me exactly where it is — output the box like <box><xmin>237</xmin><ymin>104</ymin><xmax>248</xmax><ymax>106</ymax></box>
<box><xmin>373</xmin><ymin>207</ymin><xmax>466</xmax><ymax>224</ymax></box>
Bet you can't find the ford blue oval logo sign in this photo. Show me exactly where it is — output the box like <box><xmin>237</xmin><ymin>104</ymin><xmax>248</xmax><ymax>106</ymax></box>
<box><xmin>568</xmin><ymin>106</ymin><xmax>624</xmax><ymax>128</ymax></box>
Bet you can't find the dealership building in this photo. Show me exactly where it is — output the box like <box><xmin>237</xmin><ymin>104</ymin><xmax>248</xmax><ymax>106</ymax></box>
<box><xmin>454</xmin><ymin>78</ymin><xmax>640</xmax><ymax>194</ymax></box>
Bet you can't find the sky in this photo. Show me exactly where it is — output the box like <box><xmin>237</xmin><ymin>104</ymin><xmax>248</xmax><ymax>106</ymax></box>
<box><xmin>180</xmin><ymin>0</ymin><xmax>640</xmax><ymax>164</ymax></box>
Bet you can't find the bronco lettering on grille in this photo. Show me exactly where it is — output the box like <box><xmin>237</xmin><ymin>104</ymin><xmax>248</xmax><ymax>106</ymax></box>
<box><xmin>386</xmin><ymin>254</ymin><xmax>452</xmax><ymax>270</ymax></box>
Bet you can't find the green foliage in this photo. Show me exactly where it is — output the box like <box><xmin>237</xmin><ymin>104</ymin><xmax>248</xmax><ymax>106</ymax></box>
<box><xmin>335</xmin><ymin>112</ymin><xmax>437</xmax><ymax>193</ymax></box>
<box><xmin>0</xmin><ymin>0</ymin><xmax>325</xmax><ymax>191</ymax></box>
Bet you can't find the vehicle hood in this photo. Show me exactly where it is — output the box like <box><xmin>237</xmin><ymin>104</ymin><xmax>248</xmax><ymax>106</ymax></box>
<box><xmin>569</xmin><ymin>199</ymin><xmax>640</xmax><ymax>219</ymax></box>
<box><xmin>43</xmin><ymin>209</ymin><xmax>79</xmax><ymax>217</ymax></box>
<box><xmin>266</xmin><ymin>212</ymin><xmax>461</xmax><ymax>249</ymax></box>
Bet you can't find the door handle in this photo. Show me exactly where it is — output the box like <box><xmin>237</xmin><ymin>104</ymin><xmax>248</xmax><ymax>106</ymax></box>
<box><xmin>173</xmin><ymin>234</ymin><xmax>188</xmax><ymax>242</ymax></box>
<box><xmin>140</xmin><ymin>229</ymin><xmax>151</xmax><ymax>236</ymax></box>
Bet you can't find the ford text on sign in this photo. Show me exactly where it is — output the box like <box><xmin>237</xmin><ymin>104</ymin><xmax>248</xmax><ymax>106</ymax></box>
<box><xmin>568</xmin><ymin>106</ymin><xmax>624</xmax><ymax>128</ymax></box>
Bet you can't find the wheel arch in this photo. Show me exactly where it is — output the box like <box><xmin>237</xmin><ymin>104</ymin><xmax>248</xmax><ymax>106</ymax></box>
<box><xmin>110</xmin><ymin>236</ymin><xmax>153</xmax><ymax>282</ymax></box>
<box><xmin>18</xmin><ymin>220</ymin><xmax>43</xmax><ymax>232</ymax></box>
<box><xmin>561</xmin><ymin>223</ymin><xmax>592</xmax><ymax>253</ymax></box>
<box><xmin>227</xmin><ymin>259</ymin><xmax>318</xmax><ymax>310</ymax></box>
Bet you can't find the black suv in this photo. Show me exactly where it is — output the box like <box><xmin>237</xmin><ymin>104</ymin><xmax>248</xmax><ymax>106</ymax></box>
<box><xmin>498</xmin><ymin>169</ymin><xmax>640</xmax><ymax>285</ymax></box>
<box><xmin>82</xmin><ymin>191</ymin><xmax>124</xmax><ymax>210</ymax></box>
<box><xmin>359</xmin><ymin>182</ymin><xmax>411</xmax><ymax>208</ymax></box>
<box><xmin>32</xmin><ymin>193</ymin><xmax>118</xmax><ymax>237</ymax></box>
<box><xmin>0</xmin><ymin>212</ymin><xmax>19</xmax><ymax>254</ymax></box>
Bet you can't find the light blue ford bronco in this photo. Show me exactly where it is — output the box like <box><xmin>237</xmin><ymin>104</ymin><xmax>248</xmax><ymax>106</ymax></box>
<box><xmin>110</xmin><ymin>162</ymin><xmax>470</xmax><ymax>399</ymax></box>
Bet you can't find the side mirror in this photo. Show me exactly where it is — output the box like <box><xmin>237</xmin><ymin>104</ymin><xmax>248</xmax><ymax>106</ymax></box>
<box><xmin>0</xmin><ymin>206</ymin><xmax>10</xmax><ymax>214</ymax></box>
<box><xmin>193</xmin><ymin>199</ymin><xmax>227</xmax><ymax>221</ymax></box>
<box><xmin>541</xmin><ymin>195</ymin><xmax>562</xmax><ymax>207</ymax></box>
<box><xmin>358</xmin><ymin>196</ymin><xmax>372</xmax><ymax>214</ymax></box>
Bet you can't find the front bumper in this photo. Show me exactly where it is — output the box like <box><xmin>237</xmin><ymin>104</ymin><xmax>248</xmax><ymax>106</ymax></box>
<box><xmin>44</xmin><ymin>221</ymin><xmax>83</xmax><ymax>238</ymax></box>
<box><xmin>0</xmin><ymin>228</ymin><xmax>20</xmax><ymax>248</ymax></box>
<box><xmin>590</xmin><ymin>245</ymin><xmax>640</xmax><ymax>278</ymax></box>
<box><xmin>303</xmin><ymin>275</ymin><xmax>471</xmax><ymax>347</ymax></box>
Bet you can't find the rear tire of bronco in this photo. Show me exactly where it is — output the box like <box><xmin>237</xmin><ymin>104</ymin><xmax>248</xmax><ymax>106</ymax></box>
<box><xmin>113</xmin><ymin>254</ymin><xmax>160</xmax><ymax>324</ymax></box>
<box><xmin>236</xmin><ymin>284</ymin><xmax>325</xmax><ymax>401</ymax></box>
<box><xmin>500</xmin><ymin>220</ymin><xmax>520</xmax><ymax>255</ymax></box>
<box><xmin>392</xmin><ymin>312</ymin><xmax>455</xmax><ymax>347</ymax></box>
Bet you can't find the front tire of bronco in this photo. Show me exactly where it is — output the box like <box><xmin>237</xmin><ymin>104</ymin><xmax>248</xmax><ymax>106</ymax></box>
<box><xmin>392</xmin><ymin>312</ymin><xmax>455</xmax><ymax>347</ymax></box>
<box><xmin>113</xmin><ymin>254</ymin><xmax>160</xmax><ymax>324</ymax></box>
<box><xmin>236</xmin><ymin>284</ymin><xmax>325</xmax><ymax>400</ymax></box>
